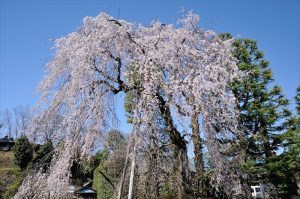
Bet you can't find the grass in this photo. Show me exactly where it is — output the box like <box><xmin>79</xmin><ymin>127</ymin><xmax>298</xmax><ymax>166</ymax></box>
<box><xmin>0</xmin><ymin>151</ymin><xmax>15</xmax><ymax>167</ymax></box>
<box><xmin>0</xmin><ymin>151</ymin><xmax>25</xmax><ymax>199</ymax></box>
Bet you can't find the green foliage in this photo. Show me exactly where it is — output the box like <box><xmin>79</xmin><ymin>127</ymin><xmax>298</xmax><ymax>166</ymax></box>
<box><xmin>220</xmin><ymin>33</ymin><xmax>298</xmax><ymax>197</ymax></box>
<box><xmin>13</xmin><ymin>136</ymin><xmax>33</xmax><ymax>170</ymax></box>
<box><xmin>0</xmin><ymin>138</ymin><xmax>33</xmax><ymax>198</ymax></box>
<box><xmin>124</xmin><ymin>89</ymin><xmax>139</xmax><ymax>123</ymax></box>
<box><xmin>33</xmin><ymin>141</ymin><xmax>53</xmax><ymax>170</ymax></box>
<box><xmin>3</xmin><ymin>171</ymin><xmax>27</xmax><ymax>199</ymax></box>
<box><xmin>266</xmin><ymin>86</ymin><xmax>300</xmax><ymax>196</ymax></box>
<box><xmin>296</xmin><ymin>86</ymin><xmax>300</xmax><ymax>114</ymax></box>
<box><xmin>0</xmin><ymin>151</ymin><xmax>27</xmax><ymax>199</ymax></box>
<box><xmin>69</xmin><ymin>129</ymin><xmax>126</xmax><ymax>192</ymax></box>
<box><xmin>93</xmin><ymin>130</ymin><xmax>127</xmax><ymax>199</ymax></box>
<box><xmin>4</xmin><ymin>180</ymin><xmax>21</xmax><ymax>198</ymax></box>
<box><xmin>124</xmin><ymin>64</ymin><xmax>141</xmax><ymax>124</ymax></box>
<box><xmin>93</xmin><ymin>149</ymin><xmax>113</xmax><ymax>199</ymax></box>
<box><xmin>104</xmin><ymin>130</ymin><xmax>126</xmax><ymax>151</ymax></box>
<box><xmin>81</xmin><ymin>150</ymin><xmax>105</xmax><ymax>180</ymax></box>
<box><xmin>159</xmin><ymin>181</ymin><xmax>176</xmax><ymax>199</ymax></box>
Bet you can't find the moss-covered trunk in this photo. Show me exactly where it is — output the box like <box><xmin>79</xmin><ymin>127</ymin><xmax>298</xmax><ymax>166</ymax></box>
<box><xmin>191</xmin><ymin>111</ymin><xmax>206</xmax><ymax>198</ymax></box>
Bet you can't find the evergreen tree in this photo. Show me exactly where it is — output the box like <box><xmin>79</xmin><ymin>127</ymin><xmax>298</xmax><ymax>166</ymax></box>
<box><xmin>13</xmin><ymin>136</ymin><xmax>33</xmax><ymax>170</ymax></box>
<box><xmin>266</xmin><ymin>86</ymin><xmax>300</xmax><ymax>197</ymax></box>
<box><xmin>220</xmin><ymin>33</ymin><xmax>292</xmax><ymax>192</ymax></box>
<box><xmin>93</xmin><ymin>149</ymin><xmax>112</xmax><ymax>199</ymax></box>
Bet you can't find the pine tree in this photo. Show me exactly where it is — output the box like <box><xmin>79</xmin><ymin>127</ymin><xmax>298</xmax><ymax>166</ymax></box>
<box><xmin>220</xmin><ymin>33</ymin><xmax>292</xmax><ymax>192</ymax></box>
<box><xmin>266</xmin><ymin>87</ymin><xmax>300</xmax><ymax>197</ymax></box>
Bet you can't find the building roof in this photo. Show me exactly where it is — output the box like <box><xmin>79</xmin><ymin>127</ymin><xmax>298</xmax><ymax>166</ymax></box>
<box><xmin>0</xmin><ymin>136</ymin><xmax>14</xmax><ymax>143</ymax></box>
<box><xmin>75</xmin><ymin>187</ymin><xmax>96</xmax><ymax>194</ymax></box>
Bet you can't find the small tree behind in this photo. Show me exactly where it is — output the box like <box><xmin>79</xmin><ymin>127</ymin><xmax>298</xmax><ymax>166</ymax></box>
<box><xmin>32</xmin><ymin>141</ymin><xmax>54</xmax><ymax>172</ymax></box>
<box><xmin>13</xmin><ymin>136</ymin><xmax>33</xmax><ymax>170</ymax></box>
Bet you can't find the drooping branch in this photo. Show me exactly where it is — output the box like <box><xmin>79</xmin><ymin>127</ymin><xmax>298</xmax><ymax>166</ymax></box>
<box><xmin>16</xmin><ymin>12</ymin><xmax>243</xmax><ymax>199</ymax></box>
<box><xmin>92</xmin><ymin>80</ymin><xmax>119</xmax><ymax>94</ymax></box>
<box><xmin>93</xmin><ymin>65</ymin><xmax>117</xmax><ymax>83</ymax></box>
<box><xmin>99</xmin><ymin>170</ymin><xmax>116</xmax><ymax>190</ymax></box>
<box><xmin>107</xmin><ymin>18</ymin><xmax>146</xmax><ymax>54</ymax></box>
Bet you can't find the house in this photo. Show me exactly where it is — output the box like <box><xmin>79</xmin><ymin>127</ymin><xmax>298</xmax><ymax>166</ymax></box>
<box><xmin>0</xmin><ymin>136</ymin><xmax>15</xmax><ymax>151</ymax></box>
<box><xmin>74</xmin><ymin>186</ymin><xmax>97</xmax><ymax>199</ymax></box>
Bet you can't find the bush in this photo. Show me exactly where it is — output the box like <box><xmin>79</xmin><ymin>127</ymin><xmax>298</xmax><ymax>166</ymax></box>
<box><xmin>33</xmin><ymin>141</ymin><xmax>53</xmax><ymax>167</ymax></box>
<box><xmin>13</xmin><ymin>136</ymin><xmax>33</xmax><ymax>170</ymax></box>
<box><xmin>93</xmin><ymin>150</ymin><xmax>112</xmax><ymax>199</ymax></box>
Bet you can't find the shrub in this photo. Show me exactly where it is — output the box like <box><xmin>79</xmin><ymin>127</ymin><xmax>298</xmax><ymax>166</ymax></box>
<box><xmin>13</xmin><ymin>136</ymin><xmax>33</xmax><ymax>170</ymax></box>
<box><xmin>33</xmin><ymin>141</ymin><xmax>53</xmax><ymax>169</ymax></box>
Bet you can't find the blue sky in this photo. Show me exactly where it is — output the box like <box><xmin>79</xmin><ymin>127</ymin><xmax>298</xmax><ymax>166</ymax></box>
<box><xmin>0</xmin><ymin>0</ymin><xmax>300</xmax><ymax>133</ymax></box>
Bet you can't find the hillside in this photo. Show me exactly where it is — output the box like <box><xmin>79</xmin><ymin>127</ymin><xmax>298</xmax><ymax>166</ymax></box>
<box><xmin>0</xmin><ymin>151</ymin><xmax>25</xmax><ymax>199</ymax></box>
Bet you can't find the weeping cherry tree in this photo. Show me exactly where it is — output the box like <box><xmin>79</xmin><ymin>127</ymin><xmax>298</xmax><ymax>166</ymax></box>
<box><xmin>15</xmin><ymin>11</ymin><xmax>244</xmax><ymax>198</ymax></box>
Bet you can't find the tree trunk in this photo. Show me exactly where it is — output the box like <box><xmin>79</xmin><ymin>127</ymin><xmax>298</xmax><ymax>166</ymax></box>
<box><xmin>117</xmin><ymin>140</ymin><xmax>130</xmax><ymax>199</ymax></box>
<box><xmin>156</xmin><ymin>93</ymin><xmax>190</xmax><ymax>198</ymax></box>
<box><xmin>191</xmin><ymin>111</ymin><xmax>206</xmax><ymax>198</ymax></box>
<box><xmin>173</xmin><ymin>145</ymin><xmax>190</xmax><ymax>198</ymax></box>
<box><xmin>128</xmin><ymin>141</ymin><xmax>137</xmax><ymax>199</ymax></box>
<box><xmin>148</xmin><ymin>131</ymin><xmax>161</xmax><ymax>198</ymax></box>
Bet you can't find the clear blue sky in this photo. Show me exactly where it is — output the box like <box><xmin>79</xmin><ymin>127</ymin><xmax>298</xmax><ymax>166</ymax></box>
<box><xmin>0</xmin><ymin>0</ymin><xmax>300</xmax><ymax>132</ymax></box>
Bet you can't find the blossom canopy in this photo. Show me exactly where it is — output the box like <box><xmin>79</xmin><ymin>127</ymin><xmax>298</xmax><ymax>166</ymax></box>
<box><xmin>15</xmin><ymin>12</ymin><xmax>241</xmax><ymax>198</ymax></box>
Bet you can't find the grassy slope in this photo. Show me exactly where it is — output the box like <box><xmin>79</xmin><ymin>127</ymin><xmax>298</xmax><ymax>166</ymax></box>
<box><xmin>0</xmin><ymin>151</ymin><xmax>24</xmax><ymax>199</ymax></box>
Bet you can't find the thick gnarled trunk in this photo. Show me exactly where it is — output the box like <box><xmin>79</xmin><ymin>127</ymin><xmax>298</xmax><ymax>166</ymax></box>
<box><xmin>173</xmin><ymin>145</ymin><xmax>190</xmax><ymax>197</ymax></box>
<box><xmin>157</xmin><ymin>93</ymin><xmax>191</xmax><ymax>198</ymax></box>
<box><xmin>191</xmin><ymin>111</ymin><xmax>206</xmax><ymax>198</ymax></box>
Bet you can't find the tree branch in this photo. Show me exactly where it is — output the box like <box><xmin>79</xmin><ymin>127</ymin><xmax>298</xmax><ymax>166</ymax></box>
<box><xmin>99</xmin><ymin>170</ymin><xmax>116</xmax><ymax>190</ymax></box>
<box><xmin>156</xmin><ymin>92</ymin><xmax>187</xmax><ymax>150</ymax></box>
<box><xmin>107</xmin><ymin>19</ymin><xmax>145</xmax><ymax>54</ymax></box>
<box><xmin>92</xmin><ymin>56</ymin><xmax>130</xmax><ymax>93</ymax></box>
